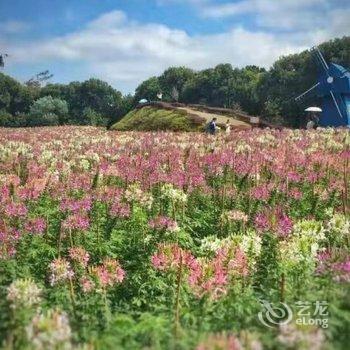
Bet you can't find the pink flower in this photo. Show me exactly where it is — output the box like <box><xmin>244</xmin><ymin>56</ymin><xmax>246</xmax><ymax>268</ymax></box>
<box><xmin>60</xmin><ymin>196</ymin><xmax>92</xmax><ymax>213</ymax></box>
<box><xmin>148</xmin><ymin>216</ymin><xmax>179</xmax><ymax>232</ymax></box>
<box><xmin>25</xmin><ymin>218</ymin><xmax>46</xmax><ymax>235</ymax></box>
<box><xmin>109</xmin><ymin>201</ymin><xmax>130</xmax><ymax>218</ymax></box>
<box><xmin>69</xmin><ymin>247</ymin><xmax>90</xmax><ymax>267</ymax></box>
<box><xmin>62</xmin><ymin>214</ymin><xmax>90</xmax><ymax>231</ymax></box>
<box><xmin>251</xmin><ymin>185</ymin><xmax>271</xmax><ymax>201</ymax></box>
<box><xmin>49</xmin><ymin>258</ymin><xmax>74</xmax><ymax>286</ymax></box>
<box><xmin>254</xmin><ymin>207</ymin><xmax>293</xmax><ymax>238</ymax></box>
<box><xmin>316</xmin><ymin>251</ymin><xmax>350</xmax><ymax>282</ymax></box>
<box><xmin>277</xmin><ymin>213</ymin><xmax>293</xmax><ymax>237</ymax></box>
<box><xmin>151</xmin><ymin>243</ymin><xmax>198</xmax><ymax>272</ymax></box>
<box><xmin>288</xmin><ymin>188</ymin><xmax>302</xmax><ymax>200</ymax></box>
<box><xmin>4</xmin><ymin>202</ymin><xmax>27</xmax><ymax>218</ymax></box>
<box><xmin>80</xmin><ymin>276</ymin><xmax>95</xmax><ymax>293</ymax></box>
<box><xmin>0</xmin><ymin>228</ymin><xmax>21</xmax><ymax>259</ymax></box>
<box><xmin>254</xmin><ymin>213</ymin><xmax>269</xmax><ymax>232</ymax></box>
<box><xmin>92</xmin><ymin>258</ymin><xmax>125</xmax><ymax>288</ymax></box>
<box><xmin>152</xmin><ymin>243</ymin><xmax>248</xmax><ymax>300</ymax></box>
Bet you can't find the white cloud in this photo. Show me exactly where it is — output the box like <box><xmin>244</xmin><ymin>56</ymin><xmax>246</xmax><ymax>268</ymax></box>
<box><xmin>198</xmin><ymin>0</ymin><xmax>349</xmax><ymax>33</ymax></box>
<box><xmin>2</xmin><ymin>7</ymin><xmax>348</xmax><ymax>93</ymax></box>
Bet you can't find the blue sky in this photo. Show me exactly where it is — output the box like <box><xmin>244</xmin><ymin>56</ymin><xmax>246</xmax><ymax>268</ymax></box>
<box><xmin>0</xmin><ymin>0</ymin><xmax>349</xmax><ymax>93</ymax></box>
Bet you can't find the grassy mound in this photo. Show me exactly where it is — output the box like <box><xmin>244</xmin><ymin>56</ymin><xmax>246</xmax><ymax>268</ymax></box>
<box><xmin>111</xmin><ymin>106</ymin><xmax>204</xmax><ymax>131</ymax></box>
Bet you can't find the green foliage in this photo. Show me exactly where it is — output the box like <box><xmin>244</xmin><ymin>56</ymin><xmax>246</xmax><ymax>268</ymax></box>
<box><xmin>134</xmin><ymin>77</ymin><xmax>161</xmax><ymax>103</ymax></box>
<box><xmin>0</xmin><ymin>73</ymin><xmax>36</xmax><ymax>115</ymax></box>
<box><xmin>28</xmin><ymin>96</ymin><xmax>68</xmax><ymax>126</ymax></box>
<box><xmin>0</xmin><ymin>111</ymin><xmax>27</xmax><ymax>127</ymax></box>
<box><xmin>81</xmin><ymin>107</ymin><xmax>108</xmax><ymax>127</ymax></box>
<box><xmin>158</xmin><ymin>67</ymin><xmax>195</xmax><ymax>101</ymax></box>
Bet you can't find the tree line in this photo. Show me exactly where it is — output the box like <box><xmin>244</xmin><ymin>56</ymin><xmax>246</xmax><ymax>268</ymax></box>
<box><xmin>0</xmin><ymin>36</ymin><xmax>349</xmax><ymax>128</ymax></box>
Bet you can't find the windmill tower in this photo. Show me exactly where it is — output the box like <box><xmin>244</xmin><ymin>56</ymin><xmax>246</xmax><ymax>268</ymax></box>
<box><xmin>295</xmin><ymin>47</ymin><xmax>350</xmax><ymax>127</ymax></box>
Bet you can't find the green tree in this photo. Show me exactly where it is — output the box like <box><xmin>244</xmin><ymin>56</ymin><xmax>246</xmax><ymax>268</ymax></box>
<box><xmin>134</xmin><ymin>77</ymin><xmax>161</xmax><ymax>103</ymax></box>
<box><xmin>158</xmin><ymin>67</ymin><xmax>195</xmax><ymax>101</ymax></box>
<box><xmin>0</xmin><ymin>73</ymin><xmax>35</xmax><ymax>115</ymax></box>
<box><xmin>68</xmin><ymin>79</ymin><xmax>123</xmax><ymax>125</ymax></box>
<box><xmin>28</xmin><ymin>96</ymin><xmax>68</xmax><ymax>126</ymax></box>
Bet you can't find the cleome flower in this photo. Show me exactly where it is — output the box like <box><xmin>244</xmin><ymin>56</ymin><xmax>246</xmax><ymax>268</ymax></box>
<box><xmin>254</xmin><ymin>207</ymin><xmax>293</xmax><ymax>238</ymax></box>
<box><xmin>62</xmin><ymin>214</ymin><xmax>90</xmax><ymax>231</ymax></box>
<box><xmin>91</xmin><ymin>258</ymin><xmax>125</xmax><ymax>288</ymax></box>
<box><xmin>26</xmin><ymin>309</ymin><xmax>72</xmax><ymax>350</ymax></box>
<box><xmin>160</xmin><ymin>183</ymin><xmax>187</xmax><ymax>204</ymax></box>
<box><xmin>68</xmin><ymin>246</ymin><xmax>90</xmax><ymax>268</ymax></box>
<box><xmin>148</xmin><ymin>215</ymin><xmax>179</xmax><ymax>233</ymax></box>
<box><xmin>49</xmin><ymin>258</ymin><xmax>74</xmax><ymax>286</ymax></box>
<box><xmin>220</xmin><ymin>209</ymin><xmax>248</xmax><ymax>224</ymax></box>
<box><xmin>7</xmin><ymin>278</ymin><xmax>42</xmax><ymax>309</ymax></box>
<box><xmin>25</xmin><ymin>217</ymin><xmax>47</xmax><ymax>235</ymax></box>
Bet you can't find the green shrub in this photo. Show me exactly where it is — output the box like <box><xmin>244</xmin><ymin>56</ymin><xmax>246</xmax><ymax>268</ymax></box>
<box><xmin>28</xmin><ymin>96</ymin><xmax>68</xmax><ymax>126</ymax></box>
<box><xmin>111</xmin><ymin>107</ymin><xmax>204</xmax><ymax>131</ymax></box>
<box><xmin>0</xmin><ymin>111</ymin><xmax>27</xmax><ymax>127</ymax></box>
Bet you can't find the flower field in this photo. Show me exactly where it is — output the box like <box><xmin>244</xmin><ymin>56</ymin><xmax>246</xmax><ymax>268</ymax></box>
<box><xmin>0</xmin><ymin>126</ymin><xmax>349</xmax><ymax>350</ymax></box>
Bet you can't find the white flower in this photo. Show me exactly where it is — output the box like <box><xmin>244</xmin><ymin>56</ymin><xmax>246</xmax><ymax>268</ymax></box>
<box><xmin>240</xmin><ymin>231</ymin><xmax>262</xmax><ymax>257</ymax></box>
<box><xmin>200</xmin><ymin>236</ymin><xmax>226</xmax><ymax>254</ymax></box>
<box><xmin>326</xmin><ymin>214</ymin><xmax>350</xmax><ymax>237</ymax></box>
<box><xmin>7</xmin><ymin>279</ymin><xmax>42</xmax><ymax>309</ymax></box>
<box><xmin>26</xmin><ymin>310</ymin><xmax>72</xmax><ymax>350</ymax></box>
<box><xmin>161</xmin><ymin>183</ymin><xmax>187</xmax><ymax>204</ymax></box>
<box><xmin>293</xmin><ymin>220</ymin><xmax>325</xmax><ymax>241</ymax></box>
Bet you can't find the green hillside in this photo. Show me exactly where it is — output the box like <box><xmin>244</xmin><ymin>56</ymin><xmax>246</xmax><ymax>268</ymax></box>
<box><xmin>110</xmin><ymin>106</ymin><xmax>204</xmax><ymax>131</ymax></box>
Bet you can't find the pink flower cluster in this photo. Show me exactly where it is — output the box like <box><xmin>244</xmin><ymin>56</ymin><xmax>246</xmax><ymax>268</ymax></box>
<box><xmin>68</xmin><ymin>246</ymin><xmax>90</xmax><ymax>268</ymax></box>
<box><xmin>151</xmin><ymin>243</ymin><xmax>249</xmax><ymax>300</ymax></box>
<box><xmin>109</xmin><ymin>200</ymin><xmax>131</xmax><ymax>218</ymax></box>
<box><xmin>62</xmin><ymin>214</ymin><xmax>90</xmax><ymax>231</ymax></box>
<box><xmin>148</xmin><ymin>216</ymin><xmax>179</xmax><ymax>232</ymax></box>
<box><xmin>60</xmin><ymin>196</ymin><xmax>92</xmax><ymax>213</ymax></box>
<box><xmin>196</xmin><ymin>333</ymin><xmax>242</xmax><ymax>350</ymax></box>
<box><xmin>151</xmin><ymin>243</ymin><xmax>199</xmax><ymax>272</ymax></box>
<box><xmin>92</xmin><ymin>258</ymin><xmax>125</xmax><ymax>288</ymax></box>
<box><xmin>254</xmin><ymin>207</ymin><xmax>293</xmax><ymax>237</ymax></box>
<box><xmin>251</xmin><ymin>184</ymin><xmax>272</xmax><ymax>201</ymax></box>
<box><xmin>189</xmin><ymin>246</ymin><xmax>249</xmax><ymax>300</ymax></box>
<box><xmin>49</xmin><ymin>258</ymin><xmax>74</xmax><ymax>286</ymax></box>
<box><xmin>0</xmin><ymin>228</ymin><xmax>21</xmax><ymax>259</ymax></box>
<box><xmin>4</xmin><ymin>202</ymin><xmax>28</xmax><ymax>218</ymax></box>
<box><xmin>25</xmin><ymin>218</ymin><xmax>46</xmax><ymax>235</ymax></box>
<box><xmin>316</xmin><ymin>250</ymin><xmax>350</xmax><ymax>282</ymax></box>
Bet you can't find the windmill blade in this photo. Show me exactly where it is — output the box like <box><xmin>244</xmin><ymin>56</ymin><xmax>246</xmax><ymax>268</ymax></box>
<box><xmin>295</xmin><ymin>82</ymin><xmax>320</xmax><ymax>101</ymax></box>
<box><xmin>330</xmin><ymin>91</ymin><xmax>343</xmax><ymax>119</ymax></box>
<box><xmin>313</xmin><ymin>47</ymin><xmax>329</xmax><ymax>75</ymax></box>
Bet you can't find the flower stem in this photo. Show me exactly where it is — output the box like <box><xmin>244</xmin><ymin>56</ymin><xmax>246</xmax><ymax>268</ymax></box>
<box><xmin>174</xmin><ymin>254</ymin><xmax>183</xmax><ymax>340</ymax></box>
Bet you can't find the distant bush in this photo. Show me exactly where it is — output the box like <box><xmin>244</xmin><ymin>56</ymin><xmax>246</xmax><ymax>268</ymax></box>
<box><xmin>81</xmin><ymin>107</ymin><xmax>109</xmax><ymax>126</ymax></box>
<box><xmin>28</xmin><ymin>96</ymin><xmax>68</xmax><ymax>126</ymax></box>
<box><xmin>0</xmin><ymin>111</ymin><xmax>27</xmax><ymax>127</ymax></box>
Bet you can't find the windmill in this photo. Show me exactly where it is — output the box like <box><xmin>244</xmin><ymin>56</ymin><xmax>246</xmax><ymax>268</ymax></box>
<box><xmin>295</xmin><ymin>47</ymin><xmax>350</xmax><ymax>127</ymax></box>
<box><xmin>0</xmin><ymin>53</ymin><xmax>9</xmax><ymax>68</ymax></box>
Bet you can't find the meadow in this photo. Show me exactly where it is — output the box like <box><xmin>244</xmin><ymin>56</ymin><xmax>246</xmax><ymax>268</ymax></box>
<box><xmin>0</xmin><ymin>126</ymin><xmax>349</xmax><ymax>350</ymax></box>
